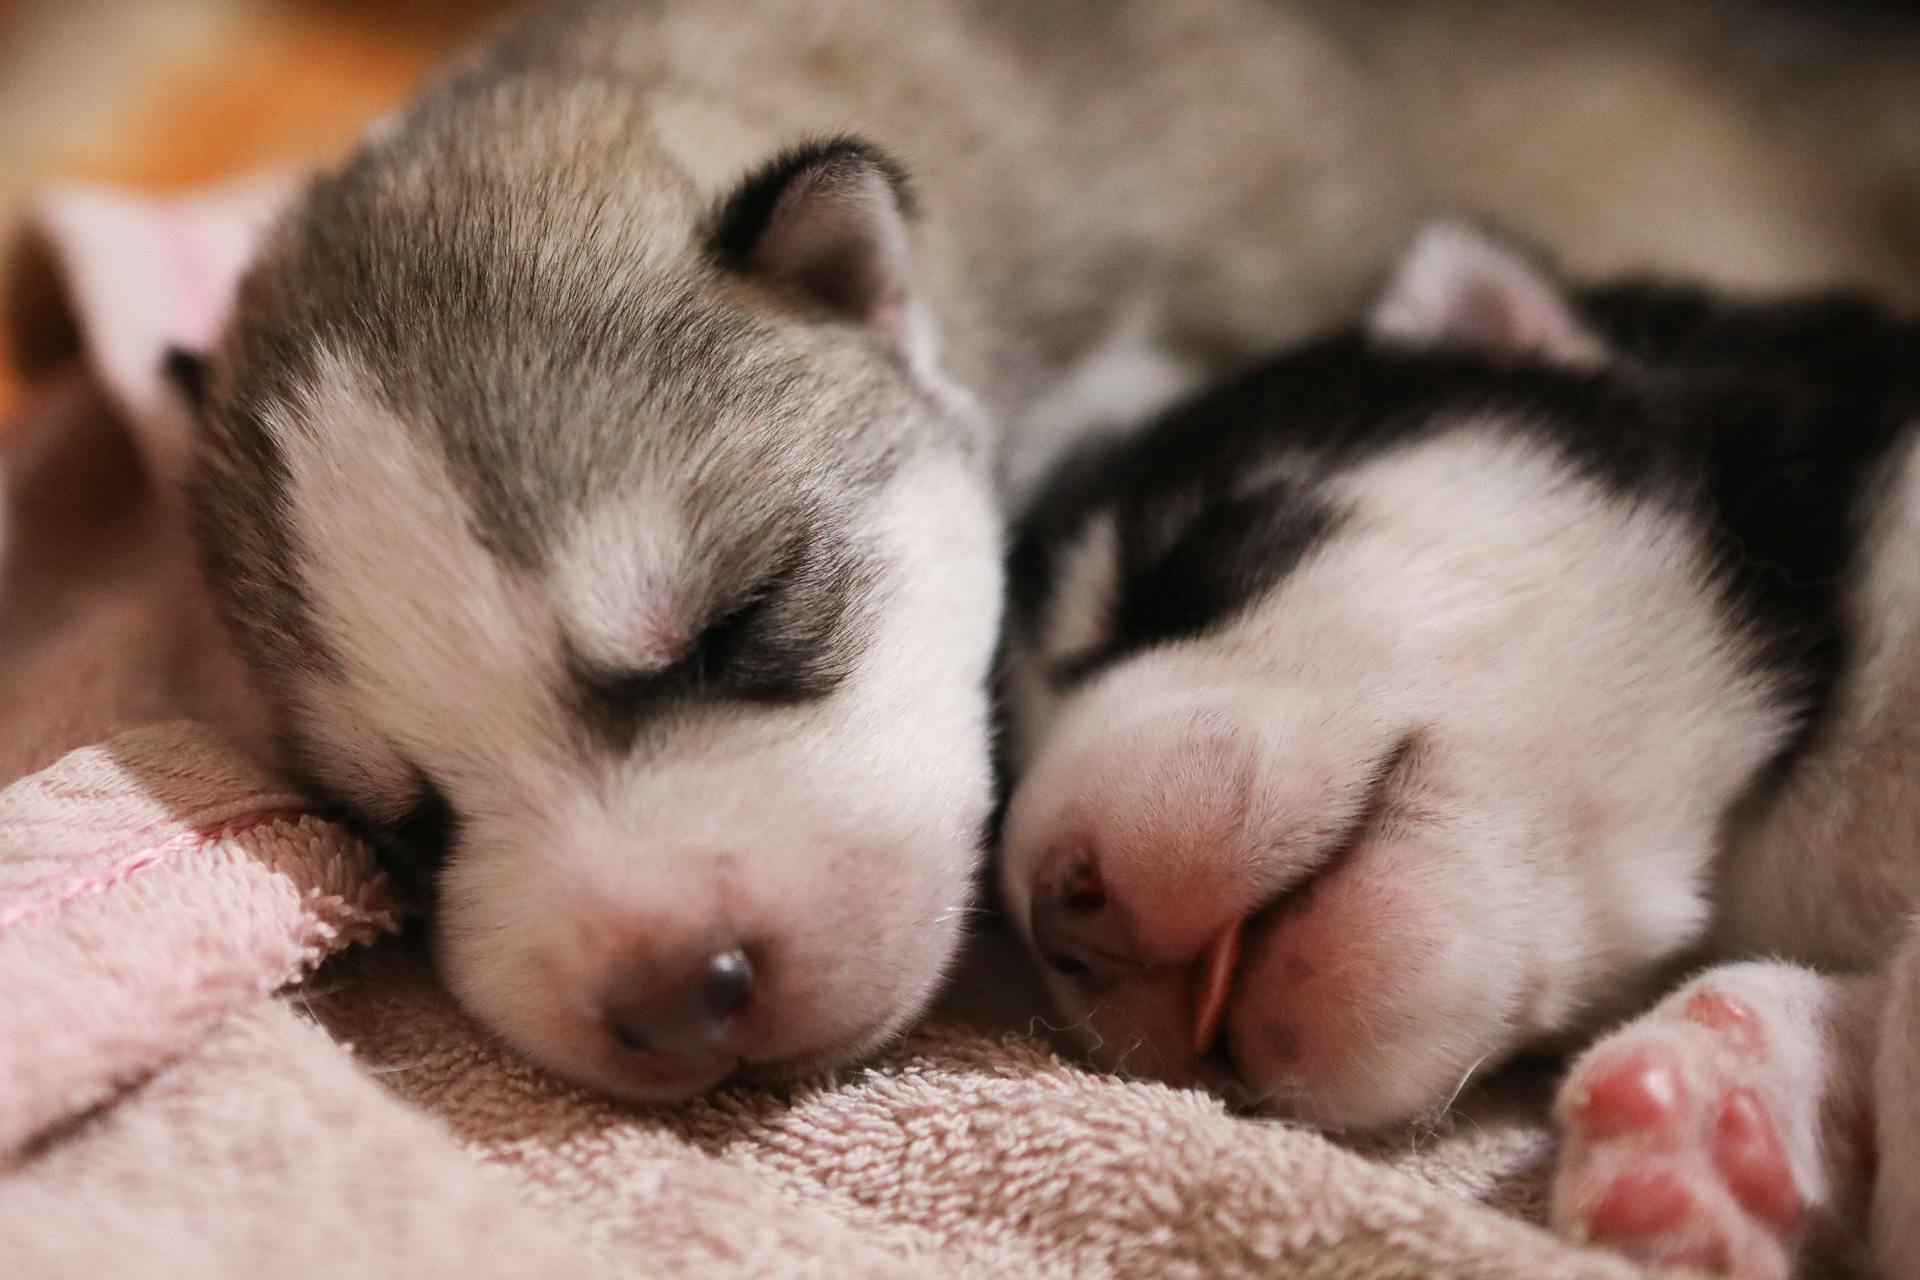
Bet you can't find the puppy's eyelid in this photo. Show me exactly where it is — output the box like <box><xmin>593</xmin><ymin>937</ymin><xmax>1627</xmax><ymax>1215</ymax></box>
<box><xmin>691</xmin><ymin>579</ymin><xmax>777</xmax><ymax>664</ymax></box>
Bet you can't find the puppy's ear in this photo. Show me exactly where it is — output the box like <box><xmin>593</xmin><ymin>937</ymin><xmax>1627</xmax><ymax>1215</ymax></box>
<box><xmin>711</xmin><ymin>137</ymin><xmax>927</xmax><ymax>361</ymax></box>
<box><xmin>1369</xmin><ymin>222</ymin><xmax>1605</xmax><ymax>367</ymax></box>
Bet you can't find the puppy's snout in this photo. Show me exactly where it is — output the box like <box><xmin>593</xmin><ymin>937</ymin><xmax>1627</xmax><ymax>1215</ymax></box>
<box><xmin>1029</xmin><ymin>846</ymin><xmax>1138</xmax><ymax>979</ymax></box>
<box><xmin>602</xmin><ymin>945</ymin><xmax>755</xmax><ymax>1057</ymax></box>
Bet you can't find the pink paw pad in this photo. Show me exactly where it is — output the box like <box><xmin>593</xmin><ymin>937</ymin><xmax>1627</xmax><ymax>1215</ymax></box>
<box><xmin>1713</xmin><ymin>1088</ymin><xmax>1801</xmax><ymax>1234</ymax></box>
<box><xmin>1682</xmin><ymin>988</ymin><xmax>1766</xmax><ymax>1054</ymax></box>
<box><xmin>1564</xmin><ymin>1048</ymin><xmax>1687</xmax><ymax>1141</ymax></box>
<box><xmin>1575</xmin><ymin>1161</ymin><xmax>1739</xmax><ymax>1274</ymax></box>
<box><xmin>1586</xmin><ymin>1166</ymin><xmax>1695</xmax><ymax>1239</ymax></box>
<box><xmin>1555</xmin><ymin>997</ymin><xmax>1806</xmax><ymax>1280</ymax></box>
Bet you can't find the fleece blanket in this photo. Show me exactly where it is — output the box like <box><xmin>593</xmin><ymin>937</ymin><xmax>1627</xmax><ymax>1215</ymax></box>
<box><xmin>0</xmin><ymin>178</ymin><xmax>1667</xmax><ymax>1279</ymax></box>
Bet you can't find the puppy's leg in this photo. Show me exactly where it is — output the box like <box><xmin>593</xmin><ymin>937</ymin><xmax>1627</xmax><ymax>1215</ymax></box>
<box><xmin>1550</xmin><ymin>963</ymin><xmax>1880</xmax><ymax>1279</ymax></box>
<box><xmin>1871</xmin><ymin>921</ymin><xmax>1920</xmax><ymax>1279</ymax></box>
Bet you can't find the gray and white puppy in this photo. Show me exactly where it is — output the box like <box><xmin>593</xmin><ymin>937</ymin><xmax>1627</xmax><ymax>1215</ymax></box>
<box><xmin>998</xmin><ymin>224</ymin><xmax>1920</xmax><ymax>1279</ymax></box>
<box><xmin>178</xmin><ymin>0</ymin><xmax>1408</xmax><ymax>1102</ymax></box>
<box><xmin>175</xmin><ymin>0</ymin><xmax>1920</xmax><ymax>1106</ymax></box>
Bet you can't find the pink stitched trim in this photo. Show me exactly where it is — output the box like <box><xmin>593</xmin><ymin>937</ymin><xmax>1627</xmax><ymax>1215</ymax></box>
<box><xmin>0</xmin><ymin>808</ymin><xmax>309</xmax><ymax>933</ymax></box>
<box><xmin>2</xmin><ymin>788</ymin><xmax>311</xmax><ymax>905</ymax></box>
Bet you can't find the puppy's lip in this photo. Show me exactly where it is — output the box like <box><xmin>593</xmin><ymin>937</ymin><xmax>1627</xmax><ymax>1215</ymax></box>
<box><xmin>569</xmin><ymin>1016</ymin><xmax>898</xmax><ymax>1102</ymax></box>
<box><xmin>1195</xmin><ymin>729</ymin><xmax>1422</xmax><ymax>1064</ymax></box>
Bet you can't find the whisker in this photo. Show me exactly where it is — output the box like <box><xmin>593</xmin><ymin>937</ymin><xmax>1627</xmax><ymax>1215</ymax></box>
<box><xmin>1439</xmin><ymin>1053</ymin><xmax>1490</xmax><ymax>1119</ymax></box>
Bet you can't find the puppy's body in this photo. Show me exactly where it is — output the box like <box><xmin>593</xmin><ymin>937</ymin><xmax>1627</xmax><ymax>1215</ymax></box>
<box><xmin>998</xmin><ymin>228</ymin><xmax>1920</xmax><ymax>1276</ymax></box>
<box><xmin>185</xmin><ymin>0</ymin><xmax>1920</xmax><ymax>1105</ymax></box>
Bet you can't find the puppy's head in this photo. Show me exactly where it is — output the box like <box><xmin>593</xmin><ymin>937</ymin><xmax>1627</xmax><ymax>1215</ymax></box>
<box><xmin>185</xmin><ymin>124</ymin><xmax>1001</xmax><ymax>1099</ymax></box>
<box><xmin>1000</xmin><ymin>225</ymin><xmax>1797</xmax><ymax>1130</ymax></box>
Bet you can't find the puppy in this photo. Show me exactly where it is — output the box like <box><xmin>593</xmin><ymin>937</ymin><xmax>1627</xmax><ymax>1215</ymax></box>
<box><xmin>175</xmin><ymin>0</ymin><xmax>1920</xmax><ymax>1105</ymax></box>
<box><xmin>998</xmin><ymin>223</ymin><xmax>1920</xmax><ymax>1277</ymax></box>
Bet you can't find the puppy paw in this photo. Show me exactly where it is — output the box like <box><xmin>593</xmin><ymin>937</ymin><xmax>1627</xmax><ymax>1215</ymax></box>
<box><xmin>1551</xmin><ymin>986</ymin><xmax>1810</xmax><ymax>1278</ymax></box>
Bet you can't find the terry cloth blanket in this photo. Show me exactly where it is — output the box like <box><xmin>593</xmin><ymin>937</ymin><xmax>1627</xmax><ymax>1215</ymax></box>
<box><xmin>0</xmin><ymin>178</ymin><xmax>1671</xmax><ymax>1280</ymax></box>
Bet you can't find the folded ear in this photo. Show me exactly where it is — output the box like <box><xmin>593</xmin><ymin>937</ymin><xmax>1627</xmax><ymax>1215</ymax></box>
<box><xmin>1369</xmin><ymin>222</ymin><xmax>1605</xmax><ymax>367</ymax></box>
<box><xmin>711</xmin><ymin>137</ymin><xmax>930</xmax><ymax>366</ymax></box>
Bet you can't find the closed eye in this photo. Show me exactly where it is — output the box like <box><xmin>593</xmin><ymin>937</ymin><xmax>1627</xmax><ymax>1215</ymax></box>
<box><xmin>567</xmin><ymin>586</ymin><xmax>779</xmax><ymax>727</ymax></box>
<box><xmin>568</xmin><ymin>538</ymin><xmax>872</xmax><ymax>748</ymax></box>
<box><xmin>684</xmin><ymin>581</ymin><xmax>778</xmax><ymax>685</ymax></box>
<box><xmin>1106</xmin><ymin>486</ymin><xmax>1340</xmax><ymax>662</ymax></box>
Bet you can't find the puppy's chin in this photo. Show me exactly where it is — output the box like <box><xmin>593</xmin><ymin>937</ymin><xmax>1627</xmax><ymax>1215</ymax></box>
<box><xmin>1213</xmin><ymin>821</ymin><xmax>1539</xmax><ymax>1131</ymax></box>
<box><xmin>410</xmin><ymin>754</ymin><xmax>973</xmax><ymax>1098</ymax></box>
<box><xmin>434</xmin><ymin>891</ymin><xmax>965</xmax><ymax>1103</ymax></box>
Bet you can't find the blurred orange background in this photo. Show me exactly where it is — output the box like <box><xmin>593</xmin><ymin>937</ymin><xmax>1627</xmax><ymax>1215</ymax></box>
<box><xmin>0</xmin><ymin>0</ymin><xmax>520</xmax><ymax>414</ymax></box>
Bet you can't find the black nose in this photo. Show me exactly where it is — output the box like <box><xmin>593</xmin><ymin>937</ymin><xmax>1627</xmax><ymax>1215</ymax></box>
<box><xmin>603</xmin><ymin>946</ymin><xmax>755</xmax><ymax>1056</ymax></box>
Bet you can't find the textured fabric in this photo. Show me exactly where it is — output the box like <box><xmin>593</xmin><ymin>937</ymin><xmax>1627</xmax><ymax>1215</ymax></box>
<box><xmin>0</xmin><ymin>756</ymin><xmax>1642</xmax><ymax>1279</ymax></box>
<box><xmin>0</xmin><ymin>723</ymin><xmax>395</xmax><ymax>1162</ymax></box>
<box><xmin>0</xmin><ymin>173</ymin><xmax>1660</xmax><ymax>1279</ymax></box>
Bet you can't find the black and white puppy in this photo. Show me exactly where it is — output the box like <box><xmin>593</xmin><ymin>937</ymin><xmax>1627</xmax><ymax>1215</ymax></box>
<box><xmin>1000</xmin><ymin>224</ymin><xmax>1920</xmax><ymax>1279</ymax></box>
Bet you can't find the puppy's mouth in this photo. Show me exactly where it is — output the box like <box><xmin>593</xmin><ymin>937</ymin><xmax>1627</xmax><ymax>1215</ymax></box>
<box><xmin>1188</xmin><ymin>730</ymin><xmax>1421</xmax><ymax>1061</ymax></box>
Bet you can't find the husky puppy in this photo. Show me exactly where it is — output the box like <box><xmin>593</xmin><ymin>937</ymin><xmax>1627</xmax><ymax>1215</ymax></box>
<box><xmin>175</xmin><ymin>0</ymin><xmax>1920</xmax><ymax>1107</ymax></box>
<box><xmin>998</xmin><ymin>224</ymin><xmax>1920</xmax><ymax>1277</ymax></box>
<box><xmin>175</xmin><ymin>0</ymin><xmax>1418</xmax><ymax>1103</ymax></box>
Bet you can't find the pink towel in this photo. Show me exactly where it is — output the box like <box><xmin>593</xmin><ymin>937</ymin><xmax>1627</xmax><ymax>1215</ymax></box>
<box><xmin>0</xmin><ymin>177</ymin><xmax>291</xmax><ymax>789</ymax></box>
<box><xmin>0</xmin><ymin>722</ymin><xmax>395</xmax><ymax>1164</ymax></box>
<box><xmin>0</xmin><ymin>176</ymin><xmax>1658</xmax><ymax>1279</ymax></box>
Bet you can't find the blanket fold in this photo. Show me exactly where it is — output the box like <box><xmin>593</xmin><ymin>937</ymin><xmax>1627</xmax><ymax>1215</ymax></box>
<box><xmin>0</xmin><ymin>721</ymin><xmax>395</xmax><ymax>1163</ymax></box>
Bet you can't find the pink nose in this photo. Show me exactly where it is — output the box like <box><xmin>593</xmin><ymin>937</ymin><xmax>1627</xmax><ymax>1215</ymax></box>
<box><xmin>601</xmin><ymin>945</ymin><xmax>755</xmax><ymax>1057</ymax></box>
<box><xmin>1028</xmin><ymin>846</ymin><xmax>1143</xmax><ymax>980</ymax></box>
<box><xmin>1028</xmin><ymin>843</ymin><xmax>1250</xmax><ymax>1057</ymax></box>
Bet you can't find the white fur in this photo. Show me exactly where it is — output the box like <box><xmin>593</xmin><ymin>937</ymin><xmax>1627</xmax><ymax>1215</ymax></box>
<box><xmin>1004</xmin><ymin>300</ymin><xmax>1201</xmax><ymax>510</ymax></box>
<box><xmin>1003</xmin><ymin>426</ymin><xmax>1789</xmax><ymax>1128</ymax></box>
<box><xmin>273</xmin><ymin>351</ymin><xmax>1001</xmax><ymax>1098</ymax></box>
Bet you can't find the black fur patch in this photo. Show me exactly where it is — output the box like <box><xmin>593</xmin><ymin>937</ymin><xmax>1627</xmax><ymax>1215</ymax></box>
<box><xmin>1107</xmin><ymin>488</ymin><xmax>1338</xmax><ymax>671</ymax></box>
<box><xmin>709</xmin><ymin>135</ymin><xmax>916</xmax><ymax>270</ymax></box>
<box><xmin>1012</xmin><ymin>281</ymin><xmax>1920</xmax><ymax>759</ymax></box>
<box><xmin>1023</xmin><ymin>455</ymin><xmax>1342</xmax><ymax>685</ymax></box>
